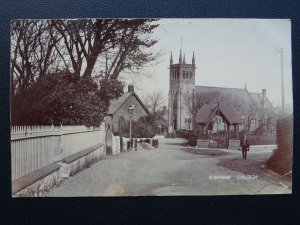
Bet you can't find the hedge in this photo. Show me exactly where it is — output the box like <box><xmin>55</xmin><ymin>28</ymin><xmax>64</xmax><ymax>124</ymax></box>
<box><xmin>267</xmin><ymin>115</ymin><xmax>293</xmax><ymax>177</ymax></box>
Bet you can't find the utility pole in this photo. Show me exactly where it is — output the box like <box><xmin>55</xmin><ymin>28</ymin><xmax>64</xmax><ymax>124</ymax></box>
<box><xmin>280</xmin><ymin>48</ymin><xmax>285</xmax><ymax>113</ymax></box>
<box><xmin>181</xmin><ymin>37</ymin><xmax>182</xmax><ymax>51</ymax></box>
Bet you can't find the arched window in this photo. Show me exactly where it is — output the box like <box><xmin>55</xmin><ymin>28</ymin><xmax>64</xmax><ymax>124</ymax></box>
<box><xmin>118</xmin><ymin>116</ymin><xmax>126</xmax><ymax>135</ymax></box>
<box><xmin>183</xmin><ymin>71</ymin><xmax>185</xmax><ymax>79</ymax></box>
<box><xmin>190</xmin><ymin>71</ymin><xmax>193</xmax><ymax>79</ymax></box>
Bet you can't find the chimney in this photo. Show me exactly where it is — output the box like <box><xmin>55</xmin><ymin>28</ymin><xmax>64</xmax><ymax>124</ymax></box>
<box><xmin>128</xmin><ymin>84</ymin><xmax>134</xmax><ymax>93</ymax></box>
<box><xmin>262</xmin><ymin>89</ymin><xmax>266</xmax><ymax>108</ymax></box>
<box><xmin>192</xmin><ymin>51</ymin><xmax>195</xmax><ymax>65</ymax></box>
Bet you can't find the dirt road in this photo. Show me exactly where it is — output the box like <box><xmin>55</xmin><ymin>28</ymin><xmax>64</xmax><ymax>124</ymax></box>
<box><xmin>45</xmin><ymin>138</ymin><xmax>291</xmax><ymax>197</ymax></box>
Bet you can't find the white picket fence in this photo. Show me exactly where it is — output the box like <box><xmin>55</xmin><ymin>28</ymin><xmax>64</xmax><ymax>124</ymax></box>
<box><xmin>11</xmin><ymin>123</ymin><xmax>106</xmax><ymax>181</ymax></box>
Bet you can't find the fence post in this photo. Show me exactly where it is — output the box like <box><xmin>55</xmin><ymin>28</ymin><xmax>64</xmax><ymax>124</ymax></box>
<box><xmin>60</xmin><ymin>124</ymin><xmax>64</xmax><ymax>158</ymax></box>
<box><xmin>51</xmin><ymin>124</ymin><xmax>54</xmax><ymax>161</ymax></box>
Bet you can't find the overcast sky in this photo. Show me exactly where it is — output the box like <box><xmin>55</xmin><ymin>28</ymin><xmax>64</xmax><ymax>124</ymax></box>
<box><xmin>127</xmin><ymin>18</ymin><xmax>292</xmax><ymax>110</ymax></box>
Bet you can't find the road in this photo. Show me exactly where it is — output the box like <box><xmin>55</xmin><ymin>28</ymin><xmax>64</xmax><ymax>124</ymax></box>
<box><xmin>45</xmin><ymin>138</ymin><xmax>291</xmax><ymax>197</ymax></box>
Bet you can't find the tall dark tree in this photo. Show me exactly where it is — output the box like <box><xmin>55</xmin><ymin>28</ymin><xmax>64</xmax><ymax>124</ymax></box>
<box><xmin>11</xmin><ymin>19</ymin><xmax>160</xmax><ymax>125</ymax></box>
<box><xmin>11</xmin><ymin>20</ymin><xmax>61</xmax><ymax>98</ymax></box>
<box><xmin>51</xmin><ymin>19</ymin><xmax>159</xmax><ymax>79</ymax></box>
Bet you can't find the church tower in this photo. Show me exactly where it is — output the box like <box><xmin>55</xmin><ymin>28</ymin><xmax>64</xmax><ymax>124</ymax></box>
<box><xmin>168</xmin><ymin>51</ymin><xmax>196</xmax><ymax>133</ymax></box>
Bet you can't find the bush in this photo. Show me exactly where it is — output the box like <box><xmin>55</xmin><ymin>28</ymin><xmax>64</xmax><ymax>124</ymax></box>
<box><xmin>188</xmin><ymin>133</ymin><xmax>197</xmax><ymax>147</ymax></box>
<box><xmin>267</xmin><ymin>115</ymin><xmax>293</xmax><ymax>177</ymax></box>
<box><xmin>246</xmin><ymin>135</ymin><xmax>276</xmax><ymax>145</ymax></box>
<box><xmin>123</xmin><ymin>115</ymin><xmax>157</xmax><ymax>138</ymax></box>
<box><xmin>11</xmin><ymin>72</ymin><xmax>124</xmax><ymax>126</ymax></box>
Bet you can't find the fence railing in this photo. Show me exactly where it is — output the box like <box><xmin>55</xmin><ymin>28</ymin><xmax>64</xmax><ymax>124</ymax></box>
<box><xmin>11</xmin><ymin>123</ymin><xmax>106</xmax><ymax>181</ymax></box>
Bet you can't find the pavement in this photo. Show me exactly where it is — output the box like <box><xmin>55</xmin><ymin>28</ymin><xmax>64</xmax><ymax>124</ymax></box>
<box><xmin>45</xmin><ymin>138</ymin><xmax>291</xmax><ymax>197</ymax></box>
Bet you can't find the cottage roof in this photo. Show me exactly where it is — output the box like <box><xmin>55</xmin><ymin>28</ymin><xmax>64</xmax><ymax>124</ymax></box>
<box><xmin>108</xmin><ymin>91</ymin><xmax>150</xmax><ymax>115</ymax></box>
<box><xmin>196</xmin><ymin>103</ymin><xmax>242</xmax><ymax>125</ymax></box>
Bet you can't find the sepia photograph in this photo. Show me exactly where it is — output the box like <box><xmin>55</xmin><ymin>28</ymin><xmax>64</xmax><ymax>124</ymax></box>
<box><xmin>10</xmin><ymin>18</ymin><xmax>293</xmax><ymax>197</ymax></box>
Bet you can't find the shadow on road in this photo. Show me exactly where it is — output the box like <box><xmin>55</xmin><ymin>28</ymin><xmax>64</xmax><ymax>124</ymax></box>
<box><xmin>164</xmin><ymin>142</ymin><xmax>187</xmax><ymax>146</ymax></box>
<box><xmin>183</xmin><ymin>147</ymin><xmax>230</xmax><ymax>156</ymax></box>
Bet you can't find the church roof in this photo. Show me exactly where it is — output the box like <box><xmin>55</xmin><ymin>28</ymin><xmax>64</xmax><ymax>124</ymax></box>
<box><xmin>248</xmin><ymin>92</ymin><xmax>273</xmax><ymax>109</ymax></box>
<box><xmin>108</xmin><ymin>91</ymin><xmax>150</xmax><ymax>115</ymax></box>
<box><xmin>196</xmin><ymin>103</ymin><xmax>242</xmax><ymax>125</ymax></box>
<box><xmin>194</xmin><ymin>85</ymin><xmax>272</xmax><ymax>109</ymax></box>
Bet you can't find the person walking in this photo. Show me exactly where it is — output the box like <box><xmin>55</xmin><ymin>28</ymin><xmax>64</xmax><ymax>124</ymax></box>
<box><xmin>240</xmin><ymin>133</ymin><xmax>250</xmax><ymax>160</ymax></box>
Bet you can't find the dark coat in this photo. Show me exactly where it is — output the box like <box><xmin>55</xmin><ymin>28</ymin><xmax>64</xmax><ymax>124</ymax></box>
<box><xmin>240</xmin><ymin>137</ymin><xmax>250</xmax><ymax>151</ymax></box>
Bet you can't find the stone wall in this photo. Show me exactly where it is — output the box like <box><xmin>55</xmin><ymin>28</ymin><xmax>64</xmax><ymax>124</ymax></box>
<box><xmin>111</xmin><ymin>135</ymin><xmax>120</xmax><ymax>155</ymax></box>
<box><xmin>228</xmin><ymin>140</ymin><xmax>240</xmax><ymax>150</ymax></box>
<box><xmin>13</xmin><ymin>167</ymin><xmax>62</xmax><ymax>197</ymax></box>
<box><xmin>13</xmin><ymin>143</ymin><xmax>105</xmax><ymax>197</ymax></box>
<box><xmin>197</xmin><ymin>139</ymin><xmax>209</xmax><ymax>148</ymax></box>
<box><xmin>61</xmin><ymin>144</ymin><xmax>105</xmax><ymax>178</ymax></box>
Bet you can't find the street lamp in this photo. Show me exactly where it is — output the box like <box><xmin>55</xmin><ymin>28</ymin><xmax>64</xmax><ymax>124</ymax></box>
<box><xmin>128</xmin><ymin>104</ymin><xmax>134</xmax><ymax>149</ymax></box>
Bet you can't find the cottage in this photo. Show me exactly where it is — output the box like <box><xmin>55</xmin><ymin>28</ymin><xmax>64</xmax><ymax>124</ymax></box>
<box><xmin>105</xmin><ymin>84</ymin><xmax>150</xmax><ymax>154</ymax></box>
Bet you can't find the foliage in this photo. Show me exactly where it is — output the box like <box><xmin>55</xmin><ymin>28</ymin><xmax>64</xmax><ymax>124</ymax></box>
<box><xmin>122</xmin><ymin>114</ymin><xmax>158</xmax><ymax>138</ymax></box>
<box><xmin>143</xmin><ymin>91</ymin><xmax>165</xmax><ymax>114</ymax></box>
<box><xmin>246</xmin><ymin>135</ymin><xmax>276</xmax><ymax>145</ymax></box>
<box><xmin>11</xmin><ymin>19</ymin><xmax>160</xmax><ymax>125</ymax></box>
<box><xmin>267</xmin><ymin>115</ymin><xmax>293</xmax><ymax>176</ymax></box>
<box><xmin>11</xmin><ymin>72</ymin><xmax>124</xmax><ymax>126</ymax></box>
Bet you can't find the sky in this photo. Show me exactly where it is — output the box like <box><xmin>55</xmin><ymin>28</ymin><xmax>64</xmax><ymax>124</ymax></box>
<box><xmin>126</xmin><ymin>19</ymin><xmax>293</xmax><ymax>110</ymax></box>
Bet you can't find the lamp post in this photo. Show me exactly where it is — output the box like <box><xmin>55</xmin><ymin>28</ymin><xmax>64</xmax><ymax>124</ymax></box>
<box><xmin>128</xmin><ymin>105</ymin><xmax>134</xmax><ymax>149</ymax></box>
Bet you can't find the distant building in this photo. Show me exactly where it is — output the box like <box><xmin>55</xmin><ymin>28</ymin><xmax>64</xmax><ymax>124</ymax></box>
<box><xmin>168</xmin><ymin>51</ymin><xmax>275</xmax><ymax>135</ymax></box>
<box><xmin>154</xmin><ymin>106</ymin><xmax>168</xmax><ymax>135</ymax></box>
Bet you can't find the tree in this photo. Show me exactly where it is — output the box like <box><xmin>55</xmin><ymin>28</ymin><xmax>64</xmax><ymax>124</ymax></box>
<box><xmin>143</xmin><ymin>91</ymin><xmax>165</xmax><ymax>115</ymax></box>
<box><xmin>11</xmin><ymin>20</ymin><xmax>61</xmax><ymax>98</ymax></box>
<box><xmin>51</xmin><ymin>19</ymin><xmax>159</xmax><ymax>79</ymax></box>
<box><xmin>11</xmin><ymin>71</ymin><xmax>124</xmax><ymax>126</ymax></box>
<box><xmin>11</xmin><ymin>19</ymin><xmax>160</xmax><ymax>125</ymax></box>
<box><xmin>123</xmin><ymin>115</ymin><xmax>157</xmax><ymax>138</ymax></box>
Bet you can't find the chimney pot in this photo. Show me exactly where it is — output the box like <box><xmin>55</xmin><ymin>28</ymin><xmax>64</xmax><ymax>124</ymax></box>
<box><xmin>128</xmin><ymin>84</ymin><xmax>134</xmax><ymax>93</ymax></box>
<box><xmin>262</xmin><ymin>89</ymin><xmax>266</xmax><ymax>107</ymax></box>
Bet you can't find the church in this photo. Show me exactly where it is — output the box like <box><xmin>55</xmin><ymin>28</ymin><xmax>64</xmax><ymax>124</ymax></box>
<box><xmin>167</xmin><ymin>51</ymin><xmax>275</xmax><ymax>135</ymax></box>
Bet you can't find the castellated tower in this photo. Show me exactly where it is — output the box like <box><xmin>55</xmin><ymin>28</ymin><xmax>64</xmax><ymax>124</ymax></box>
<box><xmin>168</xmin><ymin>51</ymin><xmax>196</xmax><ymax>133</ymax></box>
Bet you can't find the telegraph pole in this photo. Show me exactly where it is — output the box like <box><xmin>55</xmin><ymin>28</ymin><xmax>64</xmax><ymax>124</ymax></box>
<box><xmin>280</xmin><ymin>48</ymin><xmax>285</xmax><ymax>113</ymax></box>
<box><xmin>181</xmin><ymin>37</ymin><xmax>182</xmax><ymax>51</ymax></box>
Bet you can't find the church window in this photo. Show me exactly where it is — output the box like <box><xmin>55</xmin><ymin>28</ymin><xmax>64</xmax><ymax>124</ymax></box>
<box><xmin>190</xmin><ymin>71</ymin><xmax>193</xmax><ymax>78</ymax></box>
<box><xmin>183</xmin><ymin>71</ymin><xmax>185</xmax><ymax>79</ymax></box>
